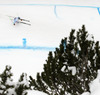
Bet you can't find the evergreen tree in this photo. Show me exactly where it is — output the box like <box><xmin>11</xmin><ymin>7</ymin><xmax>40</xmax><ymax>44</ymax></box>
<box><xmin>0</xmin><ymin>65</ymin><xmax>14</xmax><ymax>95</ymax></box>
<box><xmin>0</xmin><ymin>66</ymin><xmax>30</xmax><ymax>95</ymax></box>
<box><xmin>15</xmin><ymin>73</ymin><xmax>29</xmax><ymax>95</ymax></box>
<box><xmin>29</xmin><ymin>25</ymin><xmax>100</xmax><ymax>95</ymax></box>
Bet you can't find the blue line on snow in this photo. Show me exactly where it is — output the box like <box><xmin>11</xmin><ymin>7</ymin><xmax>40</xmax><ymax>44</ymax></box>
<box><xmin>0</xmin><ymin>38</ymin><xmax>55</xmax><ymax>51</ymax></box>
<box><xmin>54</xmin><ymin>6</ymin><xmax>58</xmax><ymax>18</ymax></box>
<box><xmin>97</xmin><ymin>7</ymin><xmax>100</xmax><ymax>15</ymax></box>
<box><xmin>0</xmin><ymin>4</ymin><xmax>100</xmax><ymax>8</ymax></box>
<box><xmin>0</xmin><ymin>46</ymin><xmax>55</xmax><ymax>51</ymax></box>
<box><xmin>1</xmin><ymin>4</ymin><xmax>100</xmax><ymax>15</ymax></box>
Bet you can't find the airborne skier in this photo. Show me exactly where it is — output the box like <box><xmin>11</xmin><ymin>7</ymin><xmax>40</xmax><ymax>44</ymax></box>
<box><xmin>7</xmin><ymin>15</ymin><xmax>31</xmax><ymax>26</ymax></box>
<box><xmin>13</xmin><ymin>16</ymin><xmax>31</xmax><ymax>26</ymax></box>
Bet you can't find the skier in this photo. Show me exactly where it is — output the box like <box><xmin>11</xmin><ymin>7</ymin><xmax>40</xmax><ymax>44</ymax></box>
<box><xmin>13</xmin><ymin>17</ymin><xmax>22</xmax><ymax>25</ymax></box>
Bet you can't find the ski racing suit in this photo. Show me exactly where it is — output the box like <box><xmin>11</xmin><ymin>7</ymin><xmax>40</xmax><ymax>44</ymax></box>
<box><xmin>13</xmin><ymin>17</ymin><xmax>21</xmax><ymax>25</ymax></box>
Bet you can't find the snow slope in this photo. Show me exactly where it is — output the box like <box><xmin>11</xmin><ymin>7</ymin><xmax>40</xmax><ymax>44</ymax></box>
<box><xmin>0</xmin><ymin>0</ymin><xmax>100</xmax><ymax>95</ymax></box>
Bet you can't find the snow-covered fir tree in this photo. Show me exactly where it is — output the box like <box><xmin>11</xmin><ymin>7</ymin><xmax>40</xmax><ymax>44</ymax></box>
<box><xmin>0</xmin><ymin>65</ymin><xmax>29</xmax><ymax>95</ymax></box>
<box><xmin>15</xmin><ymin>73</ymin><xmax>29</xmax><ymax>95</ymax></box>
<box><xmin>29</xmin><ymin>25</ymin><xmax>100</xmax><ymax>95</ymax></box>
<box><xmin>0</xmin><ymin>65</ymin><xmax>14</xmax><ymax>95</ymax></box>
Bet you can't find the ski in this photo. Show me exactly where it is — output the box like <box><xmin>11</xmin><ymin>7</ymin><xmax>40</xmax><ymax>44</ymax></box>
<box><xmin>19</xmin><ymin>21</ymin><xmax>31</xmax><ymax>26</ymax></box>
<box><xmin>21</xmin><ymin>19</ymin><xmax>30</xmax><ymax>22</ymax></box>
